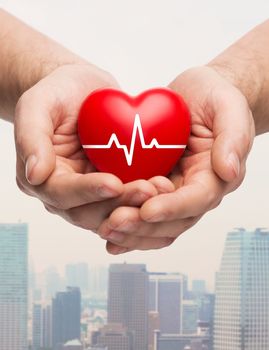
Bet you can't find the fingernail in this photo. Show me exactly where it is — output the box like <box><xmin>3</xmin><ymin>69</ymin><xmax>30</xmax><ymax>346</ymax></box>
<box><xmin>25</xmin><ymin>155</ymin><xmax>38</xmax><ymax>184</ymax></box>
<box><xmin>227</xmin><ymin>152</ymin><xmax>240</xmax><ymax>178</ymax></box>
<box><xmin>97</xmin><ymin>187</ymin><xmax>119</xmax><ymax>198</ymax></box>
<box><xmin>107</xmin><ymin>231</ymin><xmax>125</xmax><ymax>243</ymax></box>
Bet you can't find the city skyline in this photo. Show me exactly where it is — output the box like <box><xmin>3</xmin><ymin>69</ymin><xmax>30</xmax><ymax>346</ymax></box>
<box><xmin>30</xmin><ymin>258</ymin><xmax>213</xmax><ymax>349</ymax></box>
<box><xmin>7</xmin><ymin>224</ymin><xmax>268</xmax><ymax>349</ymax></box>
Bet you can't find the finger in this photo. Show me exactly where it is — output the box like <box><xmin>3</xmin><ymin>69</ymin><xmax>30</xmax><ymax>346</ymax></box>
<box><xmin>15</xmin><ymin>92</ymin><xmax>56</xmax><ymax>185</ymax></box>
<box><xmin>148</xmin><ymin>176</ymin><xmax>175</xmax><ymax>194</ymax></box>
<box><xmin>98</xmin><ymin>206</ymin><xmax>200</xmax><ymax>239</ymax></box>
<box><xmin>44</xmin><ymin>179</ymin><xmax>158</xmax><ymax>231</ymax></box>
<box><xmin>211</xmin><ymin>90</ymin><xmax>254</xmax><ymax>182</ymax></box>
<box><xmin>15</xmin><ymin>155</ymin><xmax>124</xmax><ymax>209</ymax></box>
<box><xmin>36</xmin><ymin>172</ymin><xmax>124</xmax><ymax>209</ymax></box>
<box><xmin>140</xmin><ymin>170</ymin><xmax>226</xmax><ymax>222</ymax></box>
<box><xmin>105</xmin><ymin>236</ymin><xmax>174</xmax><ymax>255</ymax></box>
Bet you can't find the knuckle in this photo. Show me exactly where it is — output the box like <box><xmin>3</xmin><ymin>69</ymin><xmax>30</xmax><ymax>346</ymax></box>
<box><xmin>160</xmin><ymin>238</ymin><xmax>175</xmax><ymax>248</ymax></box>
<box><xmin>42</xmin><ymin>185</ymin><xmax>68</xmax><ymax>210</ymax></box>
<box><xmin>101</xmin><ymin>70</ymin><xmax>119</xmax><ymax>87</ymax></box>
<box><xmin>65</xmin><ymin>208</ymin><xmax>97</xmax><ymax>231</ymax></box>
<box><xmin>203</xmin><ymin>188</ymin><xmax>218</xmax><ymax>211</ymax></box>
<box><xmin>43</xmin><ymin>204</ymin><xmax>57</xmax><ymax>215</ymax></box>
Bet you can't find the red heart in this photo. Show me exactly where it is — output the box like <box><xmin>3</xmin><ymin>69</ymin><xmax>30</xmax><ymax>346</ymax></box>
<box><xmin>78</xmin><ymin>88</ymin><xmax>190</xmax><ymax>183</ymax></box>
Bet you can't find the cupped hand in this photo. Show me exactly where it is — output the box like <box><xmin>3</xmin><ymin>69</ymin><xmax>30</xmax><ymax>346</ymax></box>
<box><xmin>99</xmin><ymin>66</ymin><xmax>255</xmax><ymax>253</ymax></box>
<box><xmin>14</xmin><ymin>63</ymin><xmax>165</xmax><ymax>240</ymax></box>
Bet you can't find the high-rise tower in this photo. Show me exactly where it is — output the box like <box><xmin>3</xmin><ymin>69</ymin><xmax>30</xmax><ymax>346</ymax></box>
<box><xmin>0</xmin><ymin>223</ymin><xmax>28</xmax><ymax>350</ymax></box>
<box><xmin>214</xmin><ymin>228</ymin><xmax>269</xmax><ymax>350</ymax></box>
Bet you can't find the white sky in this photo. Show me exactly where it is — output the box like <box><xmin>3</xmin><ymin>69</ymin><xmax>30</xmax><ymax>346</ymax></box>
<box><xmin>1</xmin><ymin>0</ymin><xmax>269</xmax><ymax>291</ymax></box>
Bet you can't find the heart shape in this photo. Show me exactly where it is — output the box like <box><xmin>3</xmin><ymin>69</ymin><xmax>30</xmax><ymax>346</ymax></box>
<box><xmin>78</xmin><ymin>88</ymin><xmax>190</xmax><ymax>183</ymax></box>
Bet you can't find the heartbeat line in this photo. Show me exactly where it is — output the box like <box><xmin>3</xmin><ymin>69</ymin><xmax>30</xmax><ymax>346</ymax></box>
<box><xmin>82</xmin><ymin>114</ymin><xmax>186</xmax><ymax>166</ymax></box>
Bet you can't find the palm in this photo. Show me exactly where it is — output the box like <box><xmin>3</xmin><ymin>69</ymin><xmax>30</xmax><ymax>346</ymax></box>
<box><xmin>139</xmin><ymin>66</ymin><xmax>254</xmax><ymax>224</ymax></box>
<box><xmin>15</xmin><ymin>63</ymin><xmax>125</xmax><ymax>215</ymax></box>
<box><xmin>39</xmin><ymin>64</ymin><xmax>117</xmax><ymax>178</ymax></box>
<box><xmin>52</xmin><ymin>113</ymin><xmax>95</xmax><ymax>176</ymax></box>
<box><xmin>168</xmin><ymin>66</ymin><xmax>251</xmax><ymax>196</ymax></box>
<box><xmin>169</xmin><ymin>114</ymin><xmax>214</xmax><ymax>191</ymax></box>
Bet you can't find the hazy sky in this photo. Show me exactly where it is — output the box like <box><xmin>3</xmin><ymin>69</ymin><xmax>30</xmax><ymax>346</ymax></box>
<box><xmin>1</xmin><ymin>0</ymin><xmax>269</xmax><ymax>291</ymax></box>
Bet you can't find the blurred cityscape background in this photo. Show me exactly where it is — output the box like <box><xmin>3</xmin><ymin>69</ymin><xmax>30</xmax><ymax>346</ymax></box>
<box><xmin>1</xmin><ymin>223</ymin><xmax>269</xmax><ymax>350</ymax></box>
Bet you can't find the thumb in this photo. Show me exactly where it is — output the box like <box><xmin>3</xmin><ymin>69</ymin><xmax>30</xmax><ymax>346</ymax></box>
<box><xmin>211</xmin><ymin>93</ymin><xmax>254</xmax><ymax>182</ymax></box>
<box><xmin>15</xmin><ymin>96</ymin><xmax>56</xmax><ymax>185</ymax></box>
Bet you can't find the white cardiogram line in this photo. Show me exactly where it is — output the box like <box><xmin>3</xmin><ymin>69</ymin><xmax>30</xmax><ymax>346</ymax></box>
<box><xmin>82</xmin><ymin>113</ymin><xmax>186</xmax><ymax>166</ymax></box>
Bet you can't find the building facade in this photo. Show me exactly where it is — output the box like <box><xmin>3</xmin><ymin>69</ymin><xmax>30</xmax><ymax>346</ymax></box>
<box><xmin>214</xmin><ymin>228</ymin><xmax>269</xmax><ymax>350</ymax></box>
<box><xmin>182</xmin><ymin>300</ymin><xmax>198</xmax><ymax>335</ymax></box>
<box><xmin>94</xmin><ymin>323</ymin><xmax>131</xmax><ymax>350</ymax></box>
<box><xmin>108</xmin><ymin>264</ymin><xmax>149</xmax><ymax>350</ymax></box>
<box><xmin>65</xmin><ymin>263</ymin><xmax>89</xmax><ymax>295</ymax></box>
<box><xmin>52</xmin><ymin>287</ymin><xmax>81</xmax><ymax>349</ymax></box>
<box><xmin>0</xmin><ymin>223</ymin><xmax>28</xmax><ymax>350</ymax></box>
<box><xmin>32</xmin><ymin>304</ymin><xmax>42</xmax><ymax>350</ymax></box>
<box><xmin>149</xmin><ymin>272</ymin><xmax>183</xmax><ymax>334</ymax></box>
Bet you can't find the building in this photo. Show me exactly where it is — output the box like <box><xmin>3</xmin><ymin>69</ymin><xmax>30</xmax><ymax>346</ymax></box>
<box><xmin>52</xmin><ymin>287</ymin><xmax>81</xmax><ymax>349</ymax></box>
<box><xmin>214</xmin><ymin>228</ymin><xmax>269</xmax><ymax>349</ymax></box>
<box><xmin>149</xmin><ymin>272</ymin><xmax>183</xmax><ymax>334</ymax></box>
<box><xmin>192</xmin><ymin>280</ymin><xmax>206</xmax><ymax>296</ymax></box>
<box><xmin>94</xmin><ymin>323</ymin><xmax>131</xmax><ymax>350</ymax></box>
<box><xmin>182</xmin><ymin>300</ymin><xmax>198</xmax><ymax>334</ymax></box>
<box><xmin>32</xmin><ymin>304</ymin><xmax>42</xmax><ymax>350</ymax></box>
<box><xmin>89</xmin><ymin>266</ymin><xmax>108</xmax><ymax>297</ymax></box>
<box><xmin>108</xmin><ymin>263</ymin><xmax>149</xmax><ymax>350</ymax></box>
<box><xmin>148</xmin><ymin>311</ymin><xmax>160</xmax><ymax>350</ymax></box>
<box><xmin>197</xmin><ymin>293</ymin><xmax>214</xmax><ymax>323</ymax></box>
<box><xmin>0</xmin><ymin>223</ymin><xmax>28</xmax><ymax>350</ymax></box>
<box><xmin>32</xmin><ymin>303</ymin><xmax>53</xmax><ymax>349</ymax></box>
<box><xmin>42</xmin><ymin>304</ymin><xmax>52</xmax><ymax>348</ymax></box>
<box><xmin>155</xmin><ymin>332</ymin><xmax>209</xmax><ymax>350</ymax></box>
<box><xmin>65</xmin><ymin>263</ymin><xmax>89</xmax><ymax>295</ymax></box>
<box><xmin>45</xmin><ymin>266</ymin><xmax>63</xmax><ymax>299</ymax></box>
<box><xmin>60</xmin><ymin>339</ymin><xmax>83</xmax><ymax>349</ymax></box>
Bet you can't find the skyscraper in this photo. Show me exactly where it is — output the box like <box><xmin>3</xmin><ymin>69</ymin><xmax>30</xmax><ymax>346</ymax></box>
<box><xmin>214</xmin><ymin>228</ymin><xmax>269</xmax><ymax>350</ymax></box>
<box><xmin>42</xmin><ymin>304</ymin><xmax>52</xmax><ymax>349</ymax></box>
<box><xmin>33</xmin><ymin>304</ymin><xmax>42</xmax><ymax>350</ymax></box>
<box><xmin>94</xmin><ymin>323</ymin><xmax>131</xmax><ymax>350</ymax></box>
<box><xmin>108</xmin><ymin>263</ymin><xmax>149</xmax><ymax>350</ymax></box>
<box><xmin>89</xmin><ymin>265</ymin><xmax>108</xmax><ymax>297</ymax></box>
<box><xmin>65</xmin><ymin>263</ymin><xmax>89</xmax><ymax>295</ymax></box>
<box><xmin>0</xmin><ymin>223</ymin><xmax>28</xmax><ymax>350</ymax></box>
<box><xmin>182</xmin><ymin>300</ymin><xmax>198</xmax><ymax>335</ymax></box>
<box><xmin>148</xmin><ymin>311</ymin><xmax>160</xmax><ymax>350</ymax></box>
<box><xmin>192</xmin><ymin>280</ymin><xmax>206</xmax><ymax>296</ymax></box>
<box><xmin>52</xmin><ymin>287</ymin><xmax>81</xmax><ymax>349</ymax></box>
<box><xmin>45</xmin><ymin>266</ymin><xmax>63</xmax><ymax>299</ymax></box>
<box><xmin>149</xmin><ymin>272</ymin><xmax>183</xmax><ymax>334</ymax></box>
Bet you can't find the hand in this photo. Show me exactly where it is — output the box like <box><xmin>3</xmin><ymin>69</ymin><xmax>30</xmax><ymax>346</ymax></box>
<box><xmin>14</xmin><ymin>63</ymin><xmax>162</xmax><ymax>239</ymax></box>
<box><xmin>98</xmin><ymin>66</ymin><xmax>255</xmax><ymax>253</ymax></box>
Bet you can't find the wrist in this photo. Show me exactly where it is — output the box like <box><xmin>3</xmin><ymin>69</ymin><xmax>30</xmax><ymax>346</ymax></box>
<box><xmin>208</xmin><ymin>59</ymin><xmax>262</xmax><ymax>113</ymax></box>
<box><xmin>207</xmin><ymin>53</ymin><xmax>266</xmax><ymax>135</ymax></box>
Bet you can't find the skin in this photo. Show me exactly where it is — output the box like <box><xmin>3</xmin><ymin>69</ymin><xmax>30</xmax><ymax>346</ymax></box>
<box><xmin>0</xmin><ymin>9</ymin><xmax>174</xmax><ymax>254</ymax></box>
<box><xmin>1</xmin><ymin>10</ymin><xmax>269</xmax><ymax>254</ymax></box>
<box><xmin>100</xmin><ymin>20</ymin><xmax>269</xmax><ymax>254</ymax></box>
